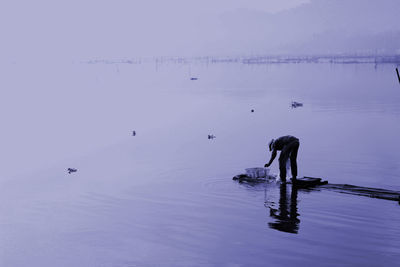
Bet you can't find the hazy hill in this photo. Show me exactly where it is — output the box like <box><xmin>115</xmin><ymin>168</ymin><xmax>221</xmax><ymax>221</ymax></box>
<box><xmin>215</xmin><ymin>0</ymin><xmax>400</xmax><ymax>55</ymax></box>
<box><xmin>1</xmin><ymin>0</ymin><xmax>399</xmax><ymax>59</ymax></box>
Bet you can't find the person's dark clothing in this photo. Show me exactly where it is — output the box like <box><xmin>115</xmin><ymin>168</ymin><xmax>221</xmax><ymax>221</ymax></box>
<box><xmin>273</xmin><ymin>136</ymin><xmax>300</xmax><ymax>180</ymax></box>
<box><xmin>273</xmin><ymin>136</ymin><xmax>298</xmax><ymax>151</ymax></box>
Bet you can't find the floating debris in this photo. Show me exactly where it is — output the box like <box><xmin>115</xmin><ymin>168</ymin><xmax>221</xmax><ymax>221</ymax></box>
<box><xmin>321</xmin><ymin>183</ymin><xmax>400</xmax><ymax>203</ymax></box>
<box><xmin>208</xmin><ymin>134</ymin><xmax>216</xmax><ymax>140</ymax></box>
<box><xmin>291</xmin><ymin>101</ymin><xmax>303</xmax><ymax>108</ymax></box>
<box><xmin>132</xmin><ymin>130</ymin><xmax>136</xmax><ymax>136</ymax></box>
<box><xmin>233</xmin><ymin>173</ymin><xmax>276</xmax><ymax>183</ymax></box>
<box><xmin>396</xmin><ymin>68</ymin><xmax>400</xmax><ymax>84</ymax></box>
<box><xmin>233</xmin><ymin>169</ymin><xmax>328</xmax><ymax>187</ymax></box>
<box><xmin>67</xmin><ymin>168</ymin><xmax>77</xmax><ymax>174</ymax></box>
<box><xmin>290</xmin><ymin>177</ymin><xmax>328</xmax><ymax>188</ymax></box>
<box><xmin>233</xmin><ymin>171</ymin><xmax>399</xmax><ymax>203</ymax></box>
<box><xmin>190</xmin><ymin>77</ymin><xmax>198</xmax><ymax>80</ymax></box>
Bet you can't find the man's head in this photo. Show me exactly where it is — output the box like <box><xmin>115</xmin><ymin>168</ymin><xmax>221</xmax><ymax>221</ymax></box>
<box><xmin>268</xmin><ymin>139</ymin><xmax>275</xmax><ymax>151</ymax></box>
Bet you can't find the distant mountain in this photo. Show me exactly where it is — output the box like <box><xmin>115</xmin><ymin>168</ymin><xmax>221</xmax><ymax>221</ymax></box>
<box><xmin>213</xmin><ymin>0</ymin><xmax>400</xmax><ymax>55</ymax></box>
<box><xmin>2</xmin><ymin>0</ymin><xmax>399</xmax><ymax>59</ymax></box>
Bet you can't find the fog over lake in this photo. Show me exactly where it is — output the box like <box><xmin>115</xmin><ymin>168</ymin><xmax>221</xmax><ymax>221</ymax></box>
<box><xmin>1</xmin><ymin>0</ymin><xmax>400</xmax><ymax>266</ymax></box>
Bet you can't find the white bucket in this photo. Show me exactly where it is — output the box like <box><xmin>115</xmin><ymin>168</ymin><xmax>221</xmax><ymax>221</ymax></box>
<box><xmin>245</xmin><ymin>167</ymin><xmax>270</xmax><ymax>178</ymax></box>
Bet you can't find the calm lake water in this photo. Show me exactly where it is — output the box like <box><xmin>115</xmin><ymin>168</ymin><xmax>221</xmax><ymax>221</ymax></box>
<box><xmin>0</xmin><ymin>60</ymin><xmax>399</xmax><ymax>266</ymax></box>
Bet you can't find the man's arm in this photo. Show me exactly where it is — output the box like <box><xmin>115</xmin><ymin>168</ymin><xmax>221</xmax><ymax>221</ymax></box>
<box><xmin>264</xmin><ymin>150</ymin><xmax>277</xmax><ymax>167</ymax></box>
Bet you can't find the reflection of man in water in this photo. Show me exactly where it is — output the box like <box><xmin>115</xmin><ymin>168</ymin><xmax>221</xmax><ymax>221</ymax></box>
<box><xmin>265</xmin><ymin>135</ymin><xmax>300</xmax><ymax>182</ymax></box>
<box><xmin>268</xmin><ymin>184</ymin><xmax>299</xmax><ymax>234</ymax></box>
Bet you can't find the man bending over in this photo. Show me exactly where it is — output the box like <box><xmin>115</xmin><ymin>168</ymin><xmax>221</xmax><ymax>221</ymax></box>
<box><xmin>265</xmin><ymin>135</ymin><xmax>300</xmax><ymax>182</ymax></box>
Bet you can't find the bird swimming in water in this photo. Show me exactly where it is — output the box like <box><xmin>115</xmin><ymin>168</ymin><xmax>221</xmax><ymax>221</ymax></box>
<box><xmin>68</xmin><ymin>168</ymin><xmax>77</xmax><ymax>174</ymax></box>
<box><xmin>291</xmin><ymin>101</ymin><xmax>303</xmax><ymax>108</ymax></box>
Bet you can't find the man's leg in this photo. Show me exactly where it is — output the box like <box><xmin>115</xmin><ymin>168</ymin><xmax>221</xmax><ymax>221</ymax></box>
<box><xmin>289</xmin><ymin>141</ymin><xmax>300</xmax><ymax>179</ymax></box>
<box><xmin>279</xmin><ymin>151</ymin><xmax>289</xmax><ymax>182</ymax></box>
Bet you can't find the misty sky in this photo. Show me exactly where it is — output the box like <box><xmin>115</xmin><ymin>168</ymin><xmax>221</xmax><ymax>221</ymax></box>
<box><xmin>1</xmin><ymin>0</ymin><xmax>399</xmax><ymax>59</ymax></box>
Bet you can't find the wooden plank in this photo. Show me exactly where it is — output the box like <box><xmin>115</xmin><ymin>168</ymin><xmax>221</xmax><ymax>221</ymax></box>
<box><xmin>321</xmin><ymin>183</ymin><xmax>400</xmax><ymax>202</ymax></box>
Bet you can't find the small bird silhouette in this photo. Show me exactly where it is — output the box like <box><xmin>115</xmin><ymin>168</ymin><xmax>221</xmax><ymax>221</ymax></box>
<box><xmin>68</xmin><ymin>168</ymin><xmax>77</xmax><ymax>174</ymax></box>
<box><xmin>291</xmin><ymin>101</ymin><xmax>303</xmax><ymax>108</ymax></box>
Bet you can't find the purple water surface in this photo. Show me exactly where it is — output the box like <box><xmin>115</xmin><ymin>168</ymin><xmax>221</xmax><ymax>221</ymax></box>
<box><xmin>0</xmin><ymin>61</ymin><xmax>399</xmax><ymax>266</ymax></box>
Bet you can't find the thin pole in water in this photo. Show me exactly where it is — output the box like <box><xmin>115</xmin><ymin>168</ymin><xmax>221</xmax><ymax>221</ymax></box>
<box><xmin>396</xmin><ymin>68</ymin><xmax>400</xmax><ymax>84</ymax></box>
